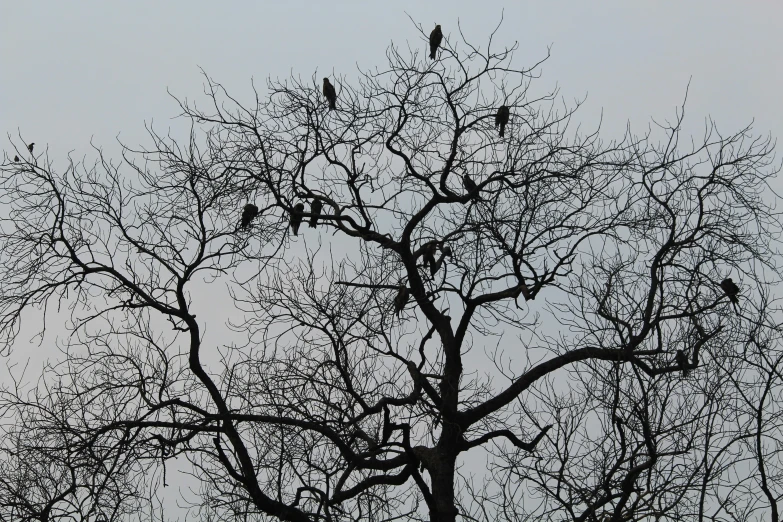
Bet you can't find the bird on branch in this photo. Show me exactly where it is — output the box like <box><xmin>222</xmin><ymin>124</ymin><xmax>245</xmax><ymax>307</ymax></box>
<box><xmin>323</xmin><ymin>78</ymin><xmax>337</xmax><ymax>110</ymax></box>
<box><xmin>463</xmin><ymin>174</ymin><xmax>482</xmax><ymax>200</ymax></box>
<box><xmin>240</xmin><ymin>203</ymin><xmax>259</xmax><ymax>229</ymax></box>
<box><xmin>290</xmin><ymin>203</ymin><xmax>305</xmax><ymax>236</ymax></box>
<box><xmin>675</xmin><ymin>349</ymin><xmax>690</xmax><ymax>377</ymax></box>
<box><xmin>394</xmin><ymin>286</ymin><xmax>410</xmax><ymax>317</ymax></box>
<box><xmin>429</xmin><ymin>24</ymin><xmax>443</xmax><ymax>60</ymax></box>
<box><xmin>27</xmin><ymin>143</ymin><xmax>35</xmax><ymax>153</ymax></box>
<box><xmin>420</xmin><ymin>241</ymin><xmax>438</xmax><ymax>274</ymax></box>
<box><xmin>13</xmin><ymin>155</ymin><xmax>19</xmax><ymax>163</ymax></box>
<box><xmin>720</xmin><ymin>277</ymin><xmax>739</xmax><ymax>305</ymax></box>
<box><xmin>495</xmin><ymin>105</ymin><xmax>510</xmax><ymax>137</ymax></box>
<box><xmin>309</xmin><ymin>199</ymin><xmax>323</xmax><ymax>228</ymax></box>
<box><xmin>432</xmin><ymin>245</ymin><xmax>453</xmax><ymax>276</ymax></box>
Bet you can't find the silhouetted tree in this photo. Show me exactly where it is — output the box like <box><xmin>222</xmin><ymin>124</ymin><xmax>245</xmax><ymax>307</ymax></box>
<box><xmin>1</xmin><ymin>20</ymin><xmax>782</xmax><ymax>522</ymax></box>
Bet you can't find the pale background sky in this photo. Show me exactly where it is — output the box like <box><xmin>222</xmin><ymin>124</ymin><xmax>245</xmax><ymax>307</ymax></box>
<box><xmin>1</xmin><ymin>1</ymin><xmax>781</xmax><ymax>519</ymax></box>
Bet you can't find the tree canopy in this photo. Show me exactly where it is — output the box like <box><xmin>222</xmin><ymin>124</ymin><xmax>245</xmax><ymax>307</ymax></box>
<box><xmin>1</xmin><ymin>21</ymin><xmax>782</xmax><ymax>522</ymax></box>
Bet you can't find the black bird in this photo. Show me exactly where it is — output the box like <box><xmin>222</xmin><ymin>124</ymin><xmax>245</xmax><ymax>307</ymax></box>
<box><xmin>309</xmin><ymin>199</ymin><xmax>323</xmax><ymax>228</ymax></box>
<box><xmin>27</xmin><ymin>143</ymin><xmax>35</xmax><ymax>153</ymax></box>
<box><xmin>381</xmin><ymin>405</ymin><xmax>392</xmax><ymax>444</ymax></box>
<box><xmin>462</xmin><ymin>174</ymin><xmax>481</xmax><ymax>200</ymax></box>
<box><xmin>240</xmin><ymin>203</ymin><xmax>259</xmax><ymax>229</ymax></box>
<box><xmin>495</xmin><ymin>105</ymin><xmax>510</xmax><ymax>137</ymax></box>
<box><xmin>290</xmin><ymin>203</ymin><xmax>305</xmax><ymax>236</ymax></box>
<box><xmin>429</xmin><ymin>24</ymin><xmax>443</xmax><ymax>60</ymax></box>
<box><xmin>323</xmin><ymin>78</ymin><xmax>337</xmax><ymax>110</ymax></box>
<box><xmin>421</xmin><ymin>241</ymin><xmax>438</xmax><ymax>274</ymax></box>
<box><xmin>394</xmin><ymin>286</ymin><xmax>410</xmax><ymax>317</ymax></box>
<box><xmin>720</xmin><ymin>278</ymin><xmax>739</xmax><ymax>305</ymax></box>
<box><xmin>676</xmin><ymin>350</ymin><xmax>690</xmax><ymax>377</ymax></box>
<box><xmin>13</xmin><ymin>156</ymin><xmax>19</xmax><ymax>163</ymax></box>
<box><xmin>432</xmin><ymin>245</ymin><xmax>453</xmax><ymax>276</ymax></box>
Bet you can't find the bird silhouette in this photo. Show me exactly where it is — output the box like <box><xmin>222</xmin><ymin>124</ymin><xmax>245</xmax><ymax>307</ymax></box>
<box><xmin>431</xmin><ymin>245</ymin><xmax>453</xmax><ymax>276</ymax></box>
<box><xmin>27</xmin><ymin>143</ymin><xmax>35</xmax><ymax>153</ymax></box>
<box><xmin>462</xmin><ymin>174</ymin><xmax>482</xmax><ymax>200</ymax></box>
<box><xmin>323</xmin><ymin>78</ymin><xmax>337</xmax><ymax>110</ymax></box>
<box><xmin>421</xmin><ymin>242</ymin><xmax>438</xmax><ymax>274</ymax></box>
<box><xmin>13</xmin><ymin>156</ymin><xmax>19</xmax><ymax>163</ymax></box>
<box><xmin>495</xmin><ymin>105</ymin><xmax>510</xmax><ymax>137</ymax></box>
<box><xmin>240</xmin><ymin>203</ymin><xmax>259</xmax><ymax>229</ymax></box>
<box><xmin>429</xmin><ymin>25</ymin><xmax>443</xmax><ymax>60</ymax></box>
<box><xmin>309</xmin><ymin>199</ymin><xmax>323</xmax><ymax>228</ymax></box>
<box><xmin>676</xmin><ymin>350</ymin><xmax>689</xmax><ymax>377</ymax></box>
<box><xmin>290</xmin><ymin>203</ymin><xmax>305</xmax><ymax>236</ymax></box>
<box><xmin>394</xmin><ymin>286</ymin><xmax>410</xmax><ymax>317</ymax></box>
<box><xmin>720</xmin><ymin>278</ymin><xmax>739</xmax><ymax>305</ymax></box>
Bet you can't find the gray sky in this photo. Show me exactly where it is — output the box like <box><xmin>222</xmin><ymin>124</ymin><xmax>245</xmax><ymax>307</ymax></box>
<box><xmin>2</xmin><ymin>1</ymin><xmax>781</xmax><ymax>159</ymax></box>
<box><xmin>2</xmin><ymin>1</ymin><xmax>782</xmax><ymax>519</ymax></box>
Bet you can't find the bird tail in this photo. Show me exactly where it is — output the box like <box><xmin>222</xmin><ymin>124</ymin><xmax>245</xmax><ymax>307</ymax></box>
<box><xmin>430</xmin><ymin>50</ymin><xmax>436</xmax><ymax>60</ymax></box>
<box><xmin>329</xmin><ymin>100</ymin><xmax>336</xmax><ymax>110</ymax></box>
<box><xmin>309</xmin><ymin>217</ymin><xmax>318</xmax><ymax>228</ymax></box>
<box><xmin>500</xmin><ymin>122</ymin><xmax>506</xmax><ymax>138</ymax></box>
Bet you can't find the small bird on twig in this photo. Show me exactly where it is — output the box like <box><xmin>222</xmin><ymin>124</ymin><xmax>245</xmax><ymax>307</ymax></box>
<box><xmin>463</xmin><ymin>174</ymin><xmax>482</xmax><ymax>200</ymax></box>
<box><xmin>240</xmin><ymin>203</ymin><xmax>259</xmax><ymax>229</ymax></box>
<box><xmin>309</xmin><ymin>199</ymin><xmax>323</xmax><ymax>228</ymax></box>
<box><xmin>323</xmin><ymin>78</ymin><xmax>337</xmax><ymax>110</ymax></box>
<box><xmin>394</xmin><ymin>286</ymin><xmax>410</xmax><ymax>317</ymax></box>
<box><xmin>495</xmin><ymin>105</ymin><xmax>510</xmax><ymax>137</ymax></box>
<box><xmin>429</xmin><ymin>25</ymin><xmax>443</xmax><ymax>60</ymax></box>
<box><xmin>290</xmin><ymin>203</ymin><xmax>305</xmax><ymax>236</ymax></box>
<box><xmin>676</xmin><ymin>349</ymin><xmax>690</xmax><ymax>377</ymax></box>
<box><xmin>720</xmin><ymin>278</ymin><xmax>739</xmax><ymax>305</ymax></box>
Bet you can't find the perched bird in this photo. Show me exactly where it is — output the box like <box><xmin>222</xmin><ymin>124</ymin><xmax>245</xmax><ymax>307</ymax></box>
<box><xmin>495</xmin><ymin>105</ymin><xmax>510</xmax><ymax>138</ymax></box>
<box><xmin>394</xmin><ymin>286</ymin><xmax>410</xmax><ymax>317</ymax></box>
<box><xmin>429</xmin><ymin>24</ymin><xmax>443</xmax><ymax>60</ymax></box>
<box><xmin>720</xmin><ymin>278</ymin><xmax>739</xmax><ymax>305</ymax></box>
<box><xmin>323</xmin><ymin>78</ymin><xmax>337</xmax><ymax>110</ymax></box>
<box><xmin>240</xmin><ymin>203</ymin><xmax>259</xmax><ymax>229</ymax></box>
<box><xmin>421</xmin><ymin>242</ymin><xmax>438</xmax><ymax>274</ymax></box>
<box><xmin>13</xmin><ymin>156</ymin><xmax>19</xmax><ymax>163</ymax></box>
<box><xmin>432</xmin><ymin>245</ymin><xmax>453</xmax><ymax>276</ymax></box>
<box><xmin>27</xmin><ymin>143</ymin><xmax>35</xmax><ymax>153</ymax></box>
<box><xmin>381</xmin><ymin>405</ymin><xmax>392</xmax><ymax>444</ymax></box>
<box><xmin>462</xmin><ymin>174</ymin><xmax>481</xmax><ymax>200</ymax></box>
<box><xmin>309</xmin><ymin>199</ymin><xmax>323</xmax><ymax>228</ymax></box>
<box><xmin>290</xmin><ymin>203</ymin><xmax>305</xmax><ymax>236</ymax></box>
<box><xmin>676</xmin><ymin>350</ymin><xmax>690</xmax><ymax>377</ymax></box>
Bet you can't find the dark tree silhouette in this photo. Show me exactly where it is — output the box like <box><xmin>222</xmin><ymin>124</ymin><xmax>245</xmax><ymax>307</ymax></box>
<box><xmin>1</xmin><ymin>20</ymin><xmax>782</xmax><ymax>522</ymax></box>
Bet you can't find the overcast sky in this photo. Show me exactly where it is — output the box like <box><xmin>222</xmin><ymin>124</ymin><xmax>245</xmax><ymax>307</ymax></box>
<box><xmin>2</xmin><ymin>1</ymin><xmax>781</xmax><ymax>162</ymax></box>
<box><xmin>2</xmin><ymin>1</ymin><xmax>782</xmax><ymax>519</ymax></box>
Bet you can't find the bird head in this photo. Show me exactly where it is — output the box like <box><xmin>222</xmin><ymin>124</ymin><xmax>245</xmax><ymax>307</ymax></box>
<box><xmin>294</xmin><ymin>203</ymin><xmax>305</xmax><ymax>211</ymax></box>
<box><xmin>323</xmin><ymin>78</ymin><xmax>330</xmax><ymax>84</ymax></box>
<box><xmin>435</xmin><ymin>24</ymin><xmax>441</xmax><ymax>30</ymax></box>
<box><xmin>725</xmin><ymin>277</ymin><xmax>733</xmax><ymax>283</ymax></box>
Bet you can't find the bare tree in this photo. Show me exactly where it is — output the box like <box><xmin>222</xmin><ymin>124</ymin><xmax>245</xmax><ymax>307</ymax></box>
<box><xmin>1</xmin><ymin>20</ymin><xmax>782</xmax><ymax>522</ymax></box>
